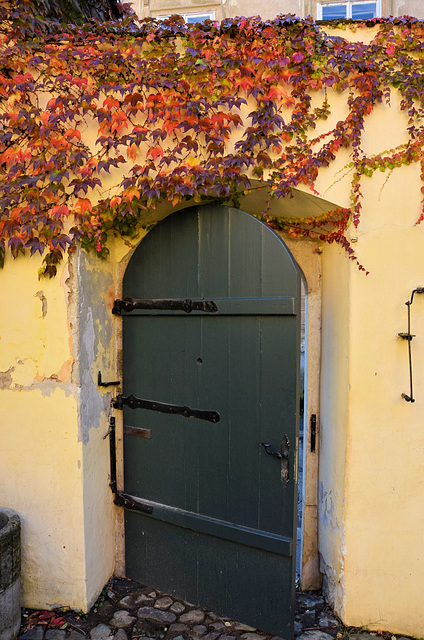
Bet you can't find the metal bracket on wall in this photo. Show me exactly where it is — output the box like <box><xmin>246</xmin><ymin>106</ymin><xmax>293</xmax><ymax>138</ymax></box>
<box><xmin>310</xmin><ymin>414</ymin><xmax>317</xmax><ymax>452</ymax></box>
<box><xmin>398</xmin><ymin>287</ymin><xmax>424</xmax><ymax>403</ymax></box>
<box><xmin>98</xmin><ymin>371</ymin><xmax>120</xmax><ymax>387</ymax></box>
<box><xmin>105</xmin><ymin>415</ymin><xmax>117</xmax><ymax>494</ymax></box>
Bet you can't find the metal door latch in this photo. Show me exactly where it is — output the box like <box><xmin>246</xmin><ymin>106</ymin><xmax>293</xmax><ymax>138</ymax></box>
<box><xmin>261</xmin><ymin>436</ymin><xmax>290</xmax><ymax>486</ymax></box>
<box><xmin>310</xmin><ymin>414</ymin><xmax>317</xmax><ymax>452</ymax></box>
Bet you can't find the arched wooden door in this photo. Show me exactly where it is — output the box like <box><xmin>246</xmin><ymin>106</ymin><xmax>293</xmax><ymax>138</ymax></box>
<box><xmin>119</xmin><ymin>205</ymin><xmax>301</xmax><ymax>638</ymax></box>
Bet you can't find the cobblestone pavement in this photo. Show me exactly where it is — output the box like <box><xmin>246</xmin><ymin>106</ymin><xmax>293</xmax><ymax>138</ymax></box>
<box><xmin>17</xmin><ymin>579</ymin><xmax>414</xmax><ymax>640</ymax></box>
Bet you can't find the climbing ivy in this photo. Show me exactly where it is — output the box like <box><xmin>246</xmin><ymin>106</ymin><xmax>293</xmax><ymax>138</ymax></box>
<box><xmin>0</xmin><ymin>1</ymin><xmax>423</xmax><ymax>275</ymax></box>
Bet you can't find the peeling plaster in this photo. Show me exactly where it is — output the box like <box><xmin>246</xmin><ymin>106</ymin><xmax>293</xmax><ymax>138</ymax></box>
<box><xmin>34</xmin><ymin>291</ymin><xmax>47</xmax><ymax>318</ymax></box>
<box><xmin>0</xmin><ymin>377</ymin><xmax>78</xmax><ymax>396</ymax></box>
<box><xmin>318</xmin><ymin>482</ymin><xmax>341</xmax><ymax>532</ymax></box>
<box><xmin>75</xmin><ymin>250</ymin><xmax>115</xmax><ymax>444</ymax></box>
<box><xmin>79</xmin><ymin>305</ymin><xmax>106</xmax><ymax>443</ymax></box>
<box><xmin>0</xmin><ymin>367</ymin><xmax>14</xmax><ymax>390</ymax></box>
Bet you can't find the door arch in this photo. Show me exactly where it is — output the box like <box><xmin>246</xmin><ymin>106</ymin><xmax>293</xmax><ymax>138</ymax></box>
<box><xmin>119</xmin><ymin>204</ymin><xmax>301</xmax><ymax>637</ymax></box>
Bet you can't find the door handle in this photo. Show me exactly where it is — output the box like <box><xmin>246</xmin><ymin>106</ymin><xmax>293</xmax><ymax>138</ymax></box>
<box><xmin>261</xmin><ymin>436</ymin><xmax>290</xmax><ymax>486</ymax></box>
<box><xmin>261</xmin><ymin>442</ymin><xmax>283</xmax><ymax>459</ymax></box>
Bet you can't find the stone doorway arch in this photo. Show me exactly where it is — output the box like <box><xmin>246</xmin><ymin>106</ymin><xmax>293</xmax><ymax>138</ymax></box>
<box><xmin>112</xmin><ymin>182</ymin><xmax>342</xmax><ymax>592</ymax></box>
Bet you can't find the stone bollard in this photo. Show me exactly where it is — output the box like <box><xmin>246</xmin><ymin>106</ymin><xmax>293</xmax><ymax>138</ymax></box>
<box><xmin>0</xmin><ymin>509</ymin><xmax>21</xmax><ymax>640</ymax></box>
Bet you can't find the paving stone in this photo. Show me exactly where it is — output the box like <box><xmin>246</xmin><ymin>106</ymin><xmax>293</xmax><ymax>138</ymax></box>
<box><xmin>91</xmin><ymin>624</ymin><xmax>113</xmax><ymax>640</ymax></box>
<box><xmin>155</xmin><ymin>597</ymin><xmax>174</xmax><ymax>610</ymax></box>
<box><xmin>138</xmin><ymin>607</ymin><xmax>177</xmax><ymax>626</ymax></box>
<box><xmin>68</xmin><ymin>631</ymin><xmax>86</xmax><ymax>640</ymax></box>
<box><xmin>20</xmin><ymin>627</ymin><xmax>45</xmax><ymax>640</ymax></box>
<box><xmin>45</xmin><ymin>631</ymin><xmax>66</xmax><ymax>640</ymax></box>
<box><xmin>216</xmin><ymin>635</ymin><xmax>237</xmax><ymax>640</ymax></box>
<box><xmin>234</xmin><ymin>624</ymin><xmax>256</xmax><ymax>632</ymax></box>
<box><xmin>193</xmin><ymin>626</ymin><xmax>207</xmax><ymax>635</ymax></box>
<box><xmin>297</xmin><ymin>632</ymin><xmax>334</xmax><ymax>640</ymax></box>
<box><xmin>210</xmin><ymin>624</ymin><xmax>226</xmax><ymax>631</ymax></box>
<box><xmin>180</xmin><ymin>611</ymin><xmax>205</xmax><ymax>625</ymax></box>
<box><xmin>294</xmin><ymin>622</ymin><xmax>303</xmax><ymax>636</ymax></box>
<box><xmin>132</xmin><ymin>621</ymin><xmax>158</xmax><ymax>639</ymax></box>
<box><xmin>318</xmin><ymin>613</ymin><xmax>338</xmax><ymax>629</ymax></box>
<box><xmin>168</xmin><ymin>623</ymin><xmax>189</xmax><ymax>634</ymax></box>
<box><xmin>98</xmin><ymin>603</ymin><xmax>117</xmax><ymax>617</ymax></box>
<box><xmin>110</xmin><ymin>610</ymin><xmax>137</xmax><ymax>628</ymax></box>
<box><xmin>148</xmin><ymin>592</ymin><xmax>157</xmax><ymax>598</ymax></box>
<box><xmin>240</xmin><ymin>634</ymin><xmax>266</xmax><ymax>640</ymax></box>
<box><xmin>270</xmin><ymin>636</ymin><xmax>284</xmax><ymax>640</ymax></box>
<box><xmin>114</xmin><ymin>630</ymin><xmax>128</xmax><ymax>640</ymax></box>
<box><xmin>120</xmin><ymin>595</ymin><xmax>141</xmax><ymax>609</ymax></box>
<box><xmin>136</xmin><ymin>595</ymin><xmax>155</xmax><ymax>606</ymax></box>
<box><xmin>299</xmin><ymin>610</ymin><xmax>316</xmax><ymax>627</ymax></box>
<box><xmin>296</xmin><ymin>595</ymin><xmax>325</xmax><ymax>612</ymax></box>
<box><xmin>170</xmin><ymin>602</ymin><xmax>186</xmax><ymax>614</ymax></box>
<box><xmin>206</xmin><ymin>613</ymin><xmax>221</xmax><ymax>622</ymax></box>
<box><xmin>173</xmin><ymin>636</ymin><xmax>187</xmax><ymax>640</ymax></box>
<box><xmin>203</xmin><ymin>633</ymin><xmax>222</xmax><ymax>640</ymax></box>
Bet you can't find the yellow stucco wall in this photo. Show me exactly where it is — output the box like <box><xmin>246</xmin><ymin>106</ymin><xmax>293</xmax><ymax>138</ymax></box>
<box><xmin>338</xmin><ymin>171</ymin><xmax>424</xmax><ymax>635</ymax></box>
<box><xmin>0</xmin><ymin>254</ymin><xmax>115</xmax><ymax>611</ymax></box>
<box><xmin>311</xmin><ymin>66</ymin><xmax>424</xmax><ymax>633</ymax></box>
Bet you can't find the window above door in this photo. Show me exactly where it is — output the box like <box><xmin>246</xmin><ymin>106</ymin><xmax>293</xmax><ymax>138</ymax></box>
<box><xmin>155</xmin><ymin>11</ymin><xmax>216</xmax><ymax>22</ymax></box>
<box><xmin>317</xmin><ymin>0</ymin><xmax>381</xmax><ymax>19</ymax></box>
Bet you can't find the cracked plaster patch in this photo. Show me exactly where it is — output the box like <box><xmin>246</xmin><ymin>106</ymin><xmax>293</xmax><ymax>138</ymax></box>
<box><xmin>0</xmin><ymin>367</ymin><xmax>14</xmax><ymax>390</ymax></box>
<box><xmin>76</xmin><ymin>251</ymin><xmax>115</xmax><ymax>444</ymax></box>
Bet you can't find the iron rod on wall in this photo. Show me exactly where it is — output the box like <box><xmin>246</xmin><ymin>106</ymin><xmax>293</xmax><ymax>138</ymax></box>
<box><xmin>398</xmin><ymin>287</ymin><xmax>424</xmax><ymax>403</ymax></box>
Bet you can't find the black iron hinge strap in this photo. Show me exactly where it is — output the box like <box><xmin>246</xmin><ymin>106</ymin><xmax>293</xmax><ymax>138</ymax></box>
<box><xmin>114</xmin><ymin>491</ymin><xmax>153</xmax><ymax>514</ymax></box>
<box><xmin>113</xmin><ymin>393</ymin><xmax>220</xmax><ymax>423</ymax></box>
<box><xmin>112</xmin><ymin>297</ymin><xmax>218</xmax><ymax>315</ymax></box>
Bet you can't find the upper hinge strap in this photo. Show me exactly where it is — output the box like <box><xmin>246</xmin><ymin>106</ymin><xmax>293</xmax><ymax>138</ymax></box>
<box><xmin>112</xmin><ymin>297</ymin><xmax>218</xmax><ymax>315</ymax></box>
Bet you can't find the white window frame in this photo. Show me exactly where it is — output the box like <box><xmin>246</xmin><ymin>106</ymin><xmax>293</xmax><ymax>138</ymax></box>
<box><xmin>155</xmin><ymin>11</ymin><xmax>216</xmax><ymax>23</ymax></box>
<box><xmin>317</xmin><ymin>0</ymin><xmax>381</xmax><ymax>19</ymax></box>
<box><xmin>184</xmin><ymin>12</ymin><xmax>216</xmax><ymax>22</ymax></box>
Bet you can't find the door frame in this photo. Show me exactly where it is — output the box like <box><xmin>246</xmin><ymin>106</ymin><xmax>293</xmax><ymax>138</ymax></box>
<box><xmin>112</xmin><ymin>210</ymin><xmax>322</xmax><ymax>592</ymax></box>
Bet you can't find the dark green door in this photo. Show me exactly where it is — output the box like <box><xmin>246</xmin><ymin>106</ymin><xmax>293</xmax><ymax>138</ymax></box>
<box><xmin>121</xmin><ymin>205</ymin><xmax>300</xmax><ymax>638</ymax></box>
